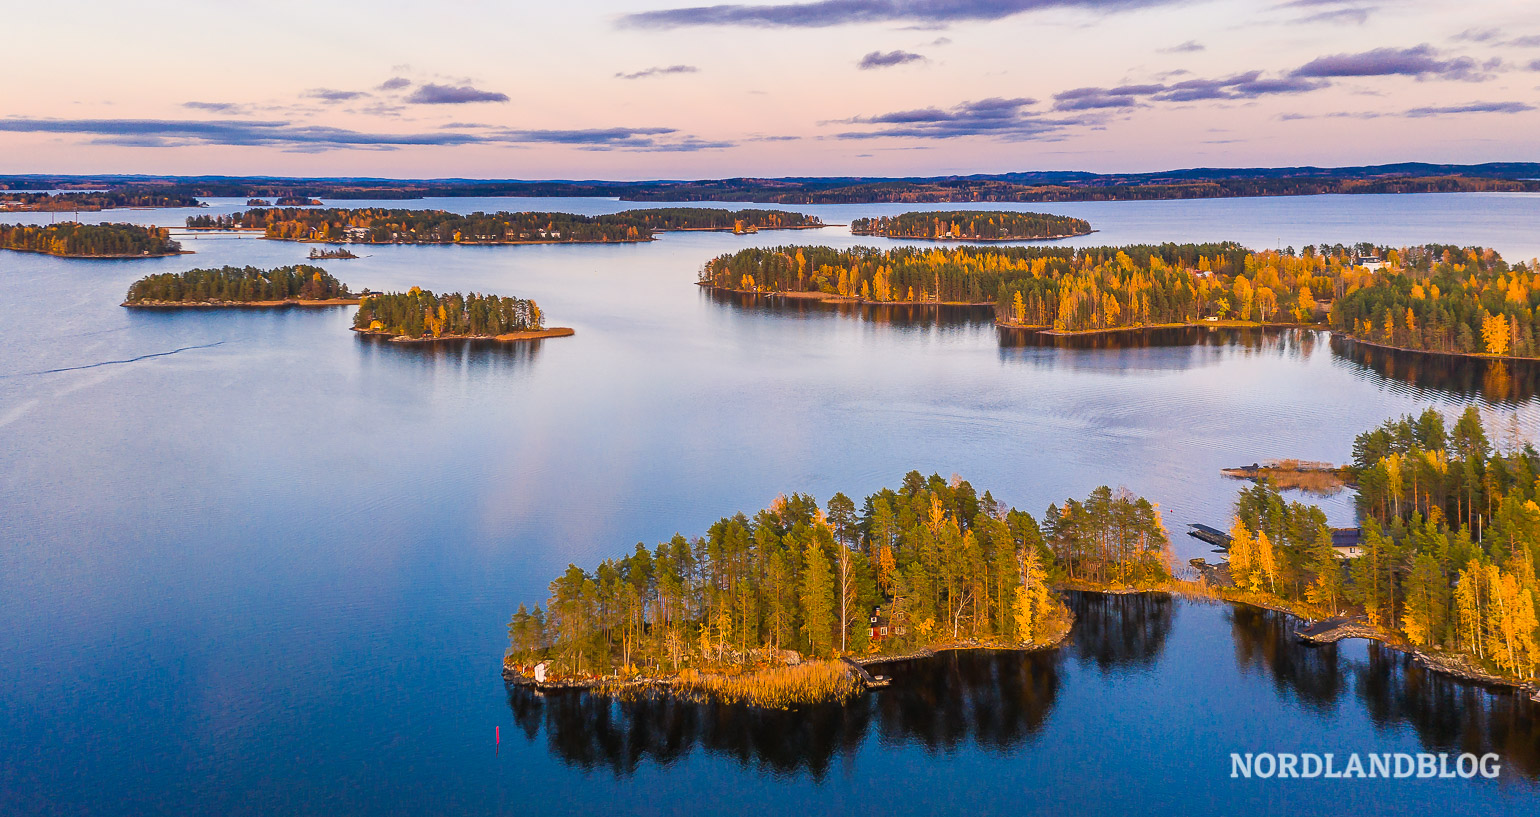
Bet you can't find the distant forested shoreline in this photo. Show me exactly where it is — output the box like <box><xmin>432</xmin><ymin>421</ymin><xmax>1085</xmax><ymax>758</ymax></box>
<box><xmin>9</xmin><ymin>163</ymin><xmax>1540</xmax><ymax>204</ymax></box>
<box><xmin>0</xmin><ymin>189</ymin><xmax>202</xmax><ymax>211</ymax></box>
<box><xmin>185</xmin><ymin>207</ymin><xmax>824</xmax><ymax>244</ymax></box>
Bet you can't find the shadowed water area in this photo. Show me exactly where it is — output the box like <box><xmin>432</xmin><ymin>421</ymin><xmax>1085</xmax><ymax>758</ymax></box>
<box><xmin>508</xmin><ymin>593</ymin><xmax>1538</xmax><ymax>813</ymax></box>
<box><xmin>2</xmin><ymin>193</ymin><xmax>1539</xmax><ymax>815</ymax></box>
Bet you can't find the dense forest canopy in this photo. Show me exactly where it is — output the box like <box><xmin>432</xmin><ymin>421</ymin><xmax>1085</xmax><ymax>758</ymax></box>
<box><xmin>353</xmin><ymin>287</ymin><xmax>543</xmax><ymax>338</ymax></box>
<box><xmin>124</xmin><ymin>265</ymin><xmax>349</xmax><ymax>303</ymax></box>
<box><xmin>13</xmin><ymin>163</ymin><xmax>1540</xmax><ymax>204</ymax></box>
<box><xmin>1226</xmin><ymin>407</ymin><xmax>1539</xmax><ymax>683</ymax></box>
<box><xmin>703</xmin><ymin>242</ymin><xmax>1540</xmax><ymax>342</ymax></box>
<box><xmin>850</xmin><ymin>211</ymin><xmax>1091</xmax><ymax>240</ymax></box>
<box><xmin>1330</xmin><ymin>246</ymin><xmax>1540</xmax><ymax>357</ymax></box>
<box><xmin>701</xmin><ymin>242</ymin><xmax>1323</xmax><ymax>330</ymax></box>
<box><xmin>507</xmin><ymin>473</ymin><xmax>1171</xmax><ymax>676</ymax></box>
<box><xmin>185</xmin><ymin>206</ymin><xmax>821</xmax><ymax>243</ymax></box>
<box><xmin>1</xmin><ymin>222</ymin><xmax>181</xmax><ymax>257</ymax></box>
<box><xmin>0</xmin><ymin>189</ymin><xmax>201</xmax><ymax>211</ymax></box>
<box><xmin>612</xmin><ymin>207</ymin><xmax>822</xmax><ymax>231</ymax></box>
<box><xmin>189</xmin><ymin>208</ymin><xmax>645</xmax><ymax>243</ymax></box>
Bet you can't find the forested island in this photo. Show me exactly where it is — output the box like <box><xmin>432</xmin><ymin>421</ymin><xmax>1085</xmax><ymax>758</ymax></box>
<box><xmin>123</xmin><ymin>265</ymin><xmax>355</xmax><ymax>306</ymax></box>
<box><xmin>352</xmin><ymin>287</ymin><xmax>571</xmax><ymax>342</ymax></box>
<box><xmin>1211</xmin><ymin>408</ymin><xmax>1539</xmax><ymax>690</ymax></box>
<box><xmin>618</xmin><ymin>207</ymin><xmax>826</xmax><ymax>233</ymax></box>
<box><xmin>700</xmin><ymin>242</ymin><xmax>1320</xmax><ymax>329</ymax></box>
<box><xmin>506</xmin><ymin>409</ymin><xmax>1540</xmax><ymax>708</ymax></box>
<box><xmin>850</xmin><ymin>211</ymin><xmax>1091</xmax><ymax>241</ymax></box>
<box><xmin>505</xmin><ymin>473</ymin><xmax>1171</xmax><ymax>705</ymax></box>
<box><xmin>0</xmin><ymin>189</ymin><xmax>202</xmax><ymax>211</ymax></box>
<box><xmin>185</xmin><ymin>206</ymin><xmax>823</xmax><ymax>245</ymax></box>
<box><xmin>14</xmin><ymin>163</ymin><xmax>1540</xmax><ymax>204</ymax></box>
<box><xmin>702</xmin><ymin>241</ymin><xmax>1540</xmax><ymax>350</ymax></box>
<box><xmin>246</xmin><ymin>198</ymin><xmax>272</xmax><ymax>206</ymax></box>
<box><xmin>0</xmin><ymin>223</ymin><xmax>184</xmax><ymax>258</ymax></box>
<box><xmin>308</xmin><ymin>247</ymin><xmax>358</xmax><ymax>260</ymax></box>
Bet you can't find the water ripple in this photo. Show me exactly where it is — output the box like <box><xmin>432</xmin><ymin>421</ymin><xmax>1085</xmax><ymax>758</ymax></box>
<box><xmin>1</xmin><ymin>341</ymin><xmax>225</xmax><ymax>377</ymax></box>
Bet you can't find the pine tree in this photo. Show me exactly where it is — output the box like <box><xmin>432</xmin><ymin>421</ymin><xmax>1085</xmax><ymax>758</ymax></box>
<box><xmin>800</xmin><ymin>536</ymin><xmax>836</xmax><ymax>656</ymax></box>
<box><xmin>1306</xmin><ymin>529</ymin><xmax>1344</xmax><ymax>613</ymax></box>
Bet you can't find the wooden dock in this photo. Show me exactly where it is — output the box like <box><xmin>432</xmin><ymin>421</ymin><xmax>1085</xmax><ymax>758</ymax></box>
<box><xmin>1187</xmin><ymin>523</ymin><xmax>1232</xmax><ymax>550</ymax></box>
<box><xmin>841</xmin><ymin>657</ymin><xmax>891</xmax><ymax>689</ymax></box>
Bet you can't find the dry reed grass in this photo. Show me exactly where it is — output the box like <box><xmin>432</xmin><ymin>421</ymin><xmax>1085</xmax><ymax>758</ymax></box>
<box><xmin>671</xmin><ymin>660</ymin><xmax>864</xmax><ymax>708</ymax></box>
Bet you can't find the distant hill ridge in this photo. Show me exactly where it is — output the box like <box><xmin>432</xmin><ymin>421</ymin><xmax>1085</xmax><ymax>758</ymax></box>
<box><xmin>6</xmin><ymin>162</ymin><xmax>1539</xmax><ymax>204</ymax></box>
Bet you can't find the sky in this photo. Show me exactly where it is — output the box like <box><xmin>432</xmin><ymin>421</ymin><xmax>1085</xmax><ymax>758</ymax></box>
<box><xmin>3</xmin><ymin>0</ymin><xmax>1539</xmax><ymax>178</ymax></box>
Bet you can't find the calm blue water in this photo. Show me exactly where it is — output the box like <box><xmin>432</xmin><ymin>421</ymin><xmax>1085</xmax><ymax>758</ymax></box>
<box><xmin>2</xmin><ymin>194</ymin><xmax>1538</xmax><ymax>816</ymax></box>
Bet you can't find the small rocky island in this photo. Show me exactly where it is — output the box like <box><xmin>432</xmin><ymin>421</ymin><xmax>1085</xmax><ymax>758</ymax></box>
<box><xmin>851</xmin><ymin>210</ymin><xmax>1091</xmax><ymax>241</ymax></box>
<box><xmin>122</xmin><ymin>264</ymin><xmax>358</xmax><ymax>307</ymax></box>
<box><xmin>308</xmin><ymin>247</ymin><xmax>358</xmax><ymax>260</ymax></box>
<box><xmin>352</xmin><ymin>287</ymin><xmax>573</xmax><ymax>342</ymax></box>
<box><xmin>1220</xmin><ymin>459</ymin><xmax>1350</xmax><ymax>495</ymax></box>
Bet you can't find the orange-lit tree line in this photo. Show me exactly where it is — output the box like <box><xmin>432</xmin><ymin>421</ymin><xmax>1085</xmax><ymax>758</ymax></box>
<box><xmin>1330</xmin><ymin>246</ymin><xmax>1540</xmax><ymax>357</ymax></box>
<box><xmin>700</xmin><ymin>242</ymin><xmax>1339</xmax><ymax>331</ymax></box>
<box><xmin>0</xmin><ymin>223</ymin><xmax>181</xmax><ymax>257</ymax></box>
<box><xmin>705</xmin><ymin>242</ymin><xmax>1540</xmax><ymax>341</ymax></box>
<box><xmin>507</xmin><ymin>473</ymin><xmax>1172</xmax><ymax>675</ymax></box>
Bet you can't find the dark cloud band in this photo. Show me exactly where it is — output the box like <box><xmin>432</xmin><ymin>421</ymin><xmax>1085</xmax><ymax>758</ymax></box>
<box><xmin>0</xmin><ymin>118</ymin><xmax>722</xmax><ymax>152</ymax></box>
<box><xmin>858</xmin><ymin>50</ymin><xmax>926</xmax><ymax>69</ymax></box>
<box><xmin>837</xmin><ymin>96</ymin><xmax>1082</xmax><ymax>140</ymax></box>
<box><xmin>405</xmin><ymin>84</ymin><xmax>510</xmax><ymax>104</ymax></box>
<box><xmin>1291</xmin><ymin>44</ymin><xmax>1482</xmax><ymax>80</ymax></box>
<box><xmin>620</xmin><ymin>0</ymin><xmax>1176</xmax><ymax>29</ymax></box>
<box><xmin>615</xmin><ymin>65</ymin><xmax>700</xmax><ymax>80</ymax></box>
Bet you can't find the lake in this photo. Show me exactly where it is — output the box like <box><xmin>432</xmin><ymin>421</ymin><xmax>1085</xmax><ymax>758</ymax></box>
<box><xmin>2</xmin><ymin>193</ymin><xmax>1538</xmax><ymax>815</ymax></box>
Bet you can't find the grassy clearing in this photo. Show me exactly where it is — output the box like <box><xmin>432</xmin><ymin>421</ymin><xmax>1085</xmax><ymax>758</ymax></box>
<box><xmin>666</xmin><ymin>660</ymin><xmax>865</xmax><ymax>708</ymax></box>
